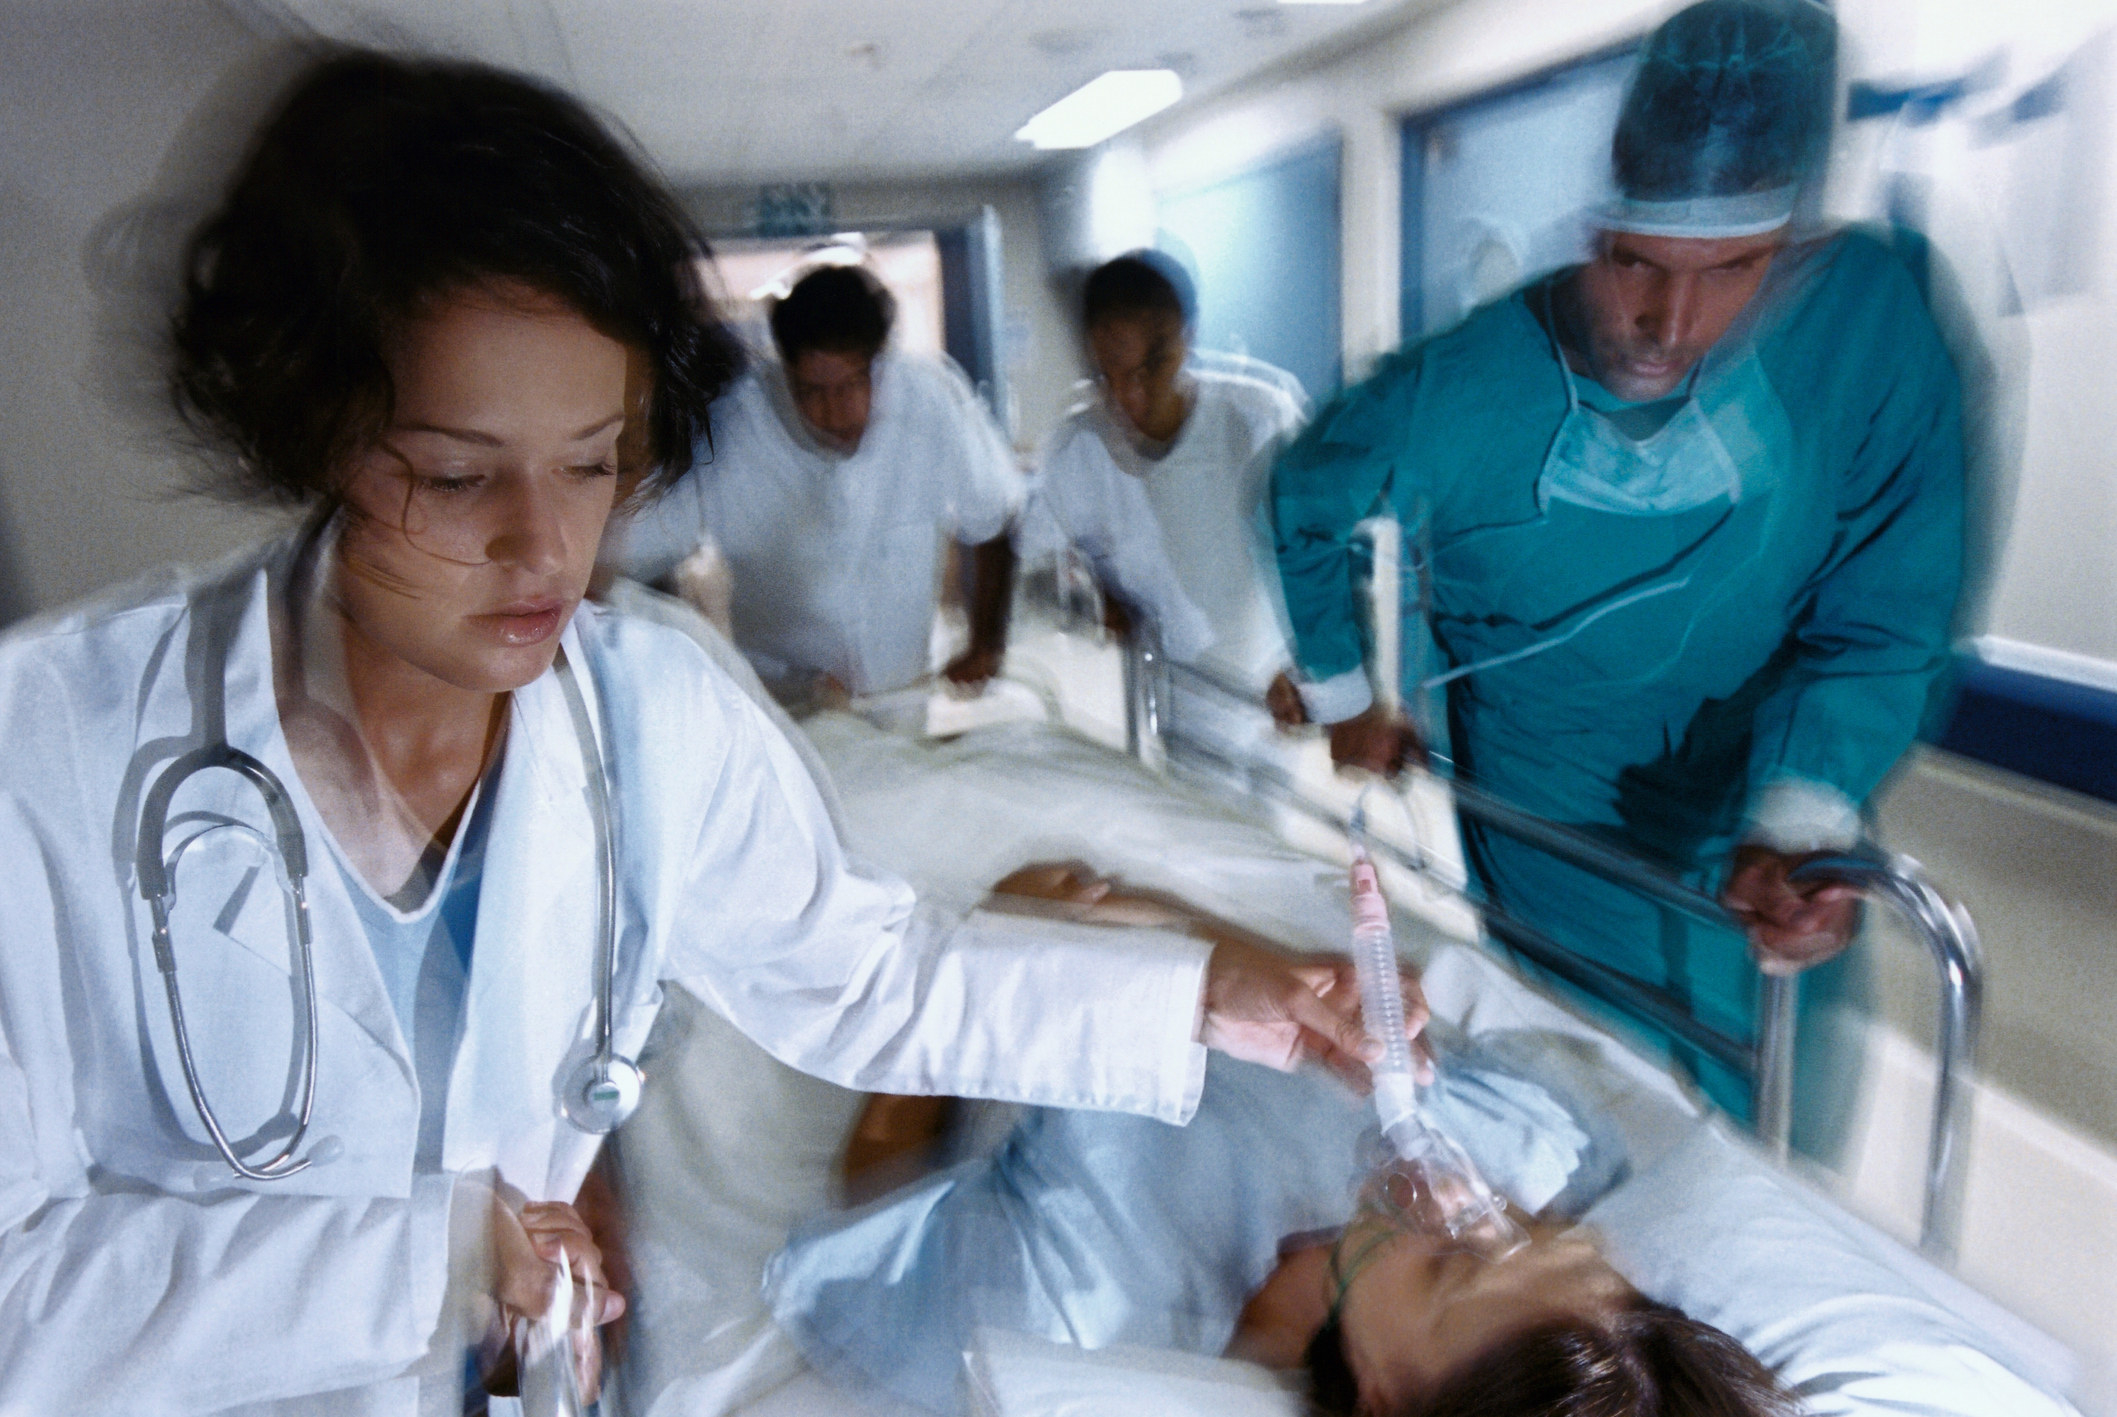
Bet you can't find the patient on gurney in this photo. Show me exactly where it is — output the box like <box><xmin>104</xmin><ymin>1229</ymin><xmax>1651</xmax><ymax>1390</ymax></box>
<box><xmin>769</xmin><ymin>863</ymin><xmax>1795</xmax><ymax>1417</ymax></box>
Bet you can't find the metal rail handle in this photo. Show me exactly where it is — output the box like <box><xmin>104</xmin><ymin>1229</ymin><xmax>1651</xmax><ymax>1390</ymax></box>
<box><xmin>1120</xmin><ymin>635</ymin><xmax>1983</xmax><ymax>1261</ymax></box>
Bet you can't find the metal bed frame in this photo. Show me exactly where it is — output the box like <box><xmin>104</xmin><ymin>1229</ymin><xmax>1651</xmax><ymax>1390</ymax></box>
<box><xmin>1117</xmin><ymin>632</ymin><xmax>1985</xmax><ymax>1261</ymax></box>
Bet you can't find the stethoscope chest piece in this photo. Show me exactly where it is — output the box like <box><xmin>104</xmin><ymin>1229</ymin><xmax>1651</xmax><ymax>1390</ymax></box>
<box><xmin>561</xmin><ymin>1053</ymin><xmax>643</xmax><ymax>1134</ymax></box>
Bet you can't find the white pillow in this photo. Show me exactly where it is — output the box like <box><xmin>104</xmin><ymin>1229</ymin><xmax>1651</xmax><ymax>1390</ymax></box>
<box><xmin>962</xmin><ymin>1329</ymin><xmax>1301</xmax><ymax>1417</ymax></box>
<box><xmin>1586</xmin><ymin>1123</ymin><xmax>2081</xmax><ymax>1417</ymax></box>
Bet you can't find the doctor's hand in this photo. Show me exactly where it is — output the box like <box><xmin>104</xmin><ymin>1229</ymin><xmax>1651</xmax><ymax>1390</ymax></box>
<box><xmin>1722</xmin><ymin>844</ymin><xmax>1862</xmax><ymax>976</ymax></box>
<box><xmin>488</xmin><ymin>1195</ymin><xmax>626</xmax><ymax>1401</ymax></box>
<box><xmin>1326</xmin><ymin>705</ymin><xmax>1425</xmax><ymax>777</ymax></box>
<box><xmin>1200</xmin><ymin>936</ymin><xmax>1431</xmax><ymax>1089</ymax></box>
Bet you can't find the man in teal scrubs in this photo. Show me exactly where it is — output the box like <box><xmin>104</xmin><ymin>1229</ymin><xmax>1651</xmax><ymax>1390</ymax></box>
<box><xmin>1275</xmin><ymin>0</ymin><xmax>1964</xmax><ymax>1110</ymax></box>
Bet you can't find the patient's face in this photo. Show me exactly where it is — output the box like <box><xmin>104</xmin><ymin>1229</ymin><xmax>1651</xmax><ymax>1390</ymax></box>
<box><xmin>1338</xmin><ymin>1221</ymin><xmax>1633</xmax><ymax>1412</ymax></box>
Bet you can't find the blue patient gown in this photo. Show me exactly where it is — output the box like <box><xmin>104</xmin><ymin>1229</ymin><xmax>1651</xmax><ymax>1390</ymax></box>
<box><xmin>1273</xmin><ymin>232</ymin><xmax>1964</xmax><ymax>1110</ymax></box>
<box><xmin>766</xmin><ymin>1047</ymin><xmax>1616</xmax><ymax>1415</ymax></box>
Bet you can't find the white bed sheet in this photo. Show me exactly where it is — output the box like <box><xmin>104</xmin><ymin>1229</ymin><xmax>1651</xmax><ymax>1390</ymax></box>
<box><xmin>608</xmin><ymin>705</ymin><xmax>2078</xmax><ymax>1417</ymax></box>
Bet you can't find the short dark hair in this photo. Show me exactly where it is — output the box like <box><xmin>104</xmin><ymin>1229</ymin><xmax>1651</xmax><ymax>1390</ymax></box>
<box><xmin>1082</xmin><ymin>251</ymin><xmax>1196</xmax><ymax>329</ymax></box>
<box><xmin>171</xmin><ymin>50</ymin><xmax>743</xmax><ymax>504</ymax></box>
<box><xmin>769</xmin><ymin>265</ymin><xmax>895</xmax><ymax>364</ymax></box>
<box><xmin>1406</xmin><ymin>1303</ymin><xmax>1796</xmax><ymax>1417</ymax></box>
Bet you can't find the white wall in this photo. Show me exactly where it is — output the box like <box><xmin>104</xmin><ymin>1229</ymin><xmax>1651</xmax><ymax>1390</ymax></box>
<box><xmin>0</xmin><ymin>1</ymin><xmax>296</xmax><ymax>619</ymax></box>
<box><xmin>1827</xmin><ymin>0</ymin><xmax>2117</xmax><ymax>669</ymax></box>
<box><xmin>679</xmin><ymin>178</ymin><xmax>1080</xmax><ymax>453</ymax></box>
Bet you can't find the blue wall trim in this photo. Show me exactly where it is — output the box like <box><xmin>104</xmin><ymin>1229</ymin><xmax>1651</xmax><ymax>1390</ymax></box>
<box><xmin>1931</xmin><ymin>660</ymin><xmax>2117</xmax><ymax>805</ymax></box>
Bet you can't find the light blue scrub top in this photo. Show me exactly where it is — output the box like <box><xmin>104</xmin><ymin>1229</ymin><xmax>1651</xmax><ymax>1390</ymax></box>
<box><xmin>333</xmin><ymin>774</ymin><xmax>495</xmax><ymax>1172</ymax></box>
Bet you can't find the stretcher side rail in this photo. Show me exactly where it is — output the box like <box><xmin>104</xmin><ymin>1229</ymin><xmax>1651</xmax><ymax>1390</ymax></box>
<box><xmin>1118</xmin><ymin>633</ymin><xmax>1984</xmax><ymax>1261</ymax></box>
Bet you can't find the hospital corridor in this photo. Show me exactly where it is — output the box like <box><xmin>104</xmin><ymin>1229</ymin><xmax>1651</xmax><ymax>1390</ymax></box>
<box><xmin>0</xmin><ymin>0</ymin><xmax>2114</xmax><ymax>1415</ymax></box>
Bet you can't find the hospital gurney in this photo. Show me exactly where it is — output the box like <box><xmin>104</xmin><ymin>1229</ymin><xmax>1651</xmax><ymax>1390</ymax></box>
<box><xmin>603</xmin><ymin>588</ymin><xmax>2074</xmax><ymax>1417</ymax></box>
<box><xmin>1117</xmin><ymin>626</ymin><xmax>1986</xmax><ymax>1261</ymax></box>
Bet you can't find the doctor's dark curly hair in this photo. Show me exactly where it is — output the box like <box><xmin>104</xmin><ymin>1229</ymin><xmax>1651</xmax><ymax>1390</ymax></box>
<box><xmin>171</xmin><ymin>50</ymin><xmax>743</xmax><ymax>503</ymax></box>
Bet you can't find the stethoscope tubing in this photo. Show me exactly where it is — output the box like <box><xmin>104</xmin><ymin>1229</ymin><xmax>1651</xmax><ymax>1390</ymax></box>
<box><xmin>137</xmin><ymin>645</ymin><xmax>634</xmax><ymax>1180</ymax></box>
<box><xmin>552</xmin><ymin>649</ymin><xmax>620</xmax><ymax>1073</ymax></box>
<box><xmin>137</xmin><ymin>743</ymin><xmax>321</xmax><ymax>1181</ymax></box>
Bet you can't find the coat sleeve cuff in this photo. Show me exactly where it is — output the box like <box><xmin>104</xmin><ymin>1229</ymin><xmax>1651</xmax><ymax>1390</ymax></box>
<box><xmin>1298</xmin><ymin>669</ymin><xmax>1374</xmax><ymax>725</ymax></box>
<box><xmin>1163</xmin><ymin>948</ymin><xmax>1211</xmax><ymax>1126</ymax></box>
<box><xmin>1743</xmin><ymin>777</ymin><xmax>1863</xmax><ymax>854</ymax></box>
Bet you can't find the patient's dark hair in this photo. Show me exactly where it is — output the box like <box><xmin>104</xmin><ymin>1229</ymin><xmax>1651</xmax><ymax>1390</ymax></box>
<box><xmin>1311</xmin><ymin>1300</ymin><xmax>1794</xmax><ymax>1417</ymax></box>
<box><xmin>1409</xmin><ymin>1303</ymin><xmax>1795</xmax><ymax>1417</ymax></box>
<box><xmin>769</xmin><ymin>265</ymin><xmax>895</xmax><ymax>364</ymax></box>
<box><xmin>172</xmin><ymin>50</ymin><xmax>743</xmax><ymax>503</ymax></box>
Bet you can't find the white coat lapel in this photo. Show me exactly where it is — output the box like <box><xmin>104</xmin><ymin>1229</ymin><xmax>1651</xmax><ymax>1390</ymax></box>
<box><xmin>444</xmin><ymin>621</ymin><xmax>602</xmax><ymax>1195</ymax></box>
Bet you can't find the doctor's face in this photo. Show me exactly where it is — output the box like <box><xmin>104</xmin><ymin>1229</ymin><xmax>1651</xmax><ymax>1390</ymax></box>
<box><xmin>1089</xmin><ymin>309</ymin><xmax>1190</xmax><ymax>444</ymax></box>
<box><xmin>1573</xmin><ymin>229</ymin><xmax>1781</xmax><ymax>400</ymax></box>
<box><xmin>788</xmin><ymin>347</ymin><xmax>875</xmax><ymax>453</ymax></box>
<box><xmin>335</xmin><ymin>282</ymin><xmax>631</xmax><ymax>695</ymax></box>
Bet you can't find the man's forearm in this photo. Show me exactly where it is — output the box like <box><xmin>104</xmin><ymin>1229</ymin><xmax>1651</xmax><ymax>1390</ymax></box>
<box><xmin>965</xmin><ymin>533</ymin><xmax>1017</xmax><ymax>652</ymax></box>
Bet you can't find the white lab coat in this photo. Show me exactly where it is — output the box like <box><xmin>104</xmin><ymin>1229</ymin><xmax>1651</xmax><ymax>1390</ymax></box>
<box><xmin>1020</xmin><ymin>366</ymin><xmax>1305</xmax><ymax>691</ymax></box>
<box><xmin>610</xmin><ymin>350</ymin><xmax>1023</xmax><ymax>697</ymax></box>
<box><xmin>0</xmin><ymin>539</ymin><xmax>1206</xmax><ymax>1417</ymax></box>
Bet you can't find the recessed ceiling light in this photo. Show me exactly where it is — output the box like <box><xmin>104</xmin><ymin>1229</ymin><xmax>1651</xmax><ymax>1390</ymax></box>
<box><xmin>1278</xmin><ymin>0</ymin><xmax>1368</xmax><ymax>6</ymax></box>
<box><xmin>1014</xmin><ymin>69</ymin><xmax>1184</xmax><ymax>150</ymax></box>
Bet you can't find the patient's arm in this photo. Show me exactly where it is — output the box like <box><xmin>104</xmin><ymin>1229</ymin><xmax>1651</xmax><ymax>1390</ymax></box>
<box><xmin>985</xmin><ymin>862</ymin><xmax>1291</xmax><ymax>957</ymax></box>
<box><xmin>991</xmin><ymin>861</ymin><xmax>1429</xmax><ymax>1084</ymax></box>
<box><xmin>843</xmin><ymin>861</ymin><xmax>1426</xmax><ymax>1199</ymax></box>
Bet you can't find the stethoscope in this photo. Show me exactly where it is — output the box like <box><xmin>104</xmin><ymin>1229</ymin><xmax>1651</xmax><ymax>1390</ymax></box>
<box><xmin>135</xmin><ymin>645</ymin><xmax>641</xmax><ymax>1183</ymax></box>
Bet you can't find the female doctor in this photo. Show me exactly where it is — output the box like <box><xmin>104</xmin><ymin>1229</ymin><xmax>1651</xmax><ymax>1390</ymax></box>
<box><xmin>0</xmin><ymin>53</ymin><xmax>1395</xmax><ymax>1416</ymax></box>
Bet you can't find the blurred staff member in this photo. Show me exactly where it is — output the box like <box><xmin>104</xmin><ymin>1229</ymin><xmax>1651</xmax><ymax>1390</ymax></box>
<box><xmin>1274</xmin><ymin>0</ymin><xmax>1963</xmax><ymax>1102</ymax></box>
<box><xmin>1021</xmin><ymin>252</ymin><xmax>1310</xmax><ymax>728</ymax></box>
<box><xmin>610</xmin><ymin>264</ymin><xmax>1022</xmax><ymax>709</ymax></box>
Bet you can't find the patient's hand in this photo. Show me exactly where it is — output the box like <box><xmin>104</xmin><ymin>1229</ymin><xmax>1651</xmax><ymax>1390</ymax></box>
<box><xmin>988</xmin><ymin>861</ymin><xmax>1189</xmax><ymax>928</ymax></box>
<box><xmin>990</xmin><ymin>862</ymin><xmax>1430</xmax><ymax>1089</ymax></box>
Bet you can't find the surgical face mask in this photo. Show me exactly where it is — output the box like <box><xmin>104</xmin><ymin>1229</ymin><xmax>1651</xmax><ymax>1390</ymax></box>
<box><xmin>1536</xmin><ymin>284</ymin><xmax>1791</xmax><ymax>517</ymax></box>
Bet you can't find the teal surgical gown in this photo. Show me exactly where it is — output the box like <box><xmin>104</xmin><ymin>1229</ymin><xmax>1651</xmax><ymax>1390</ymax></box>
<box><xmin>1274</xmin><ymin>231</ymin><xmax>1964</xmax><ymax>1112</ymax></box>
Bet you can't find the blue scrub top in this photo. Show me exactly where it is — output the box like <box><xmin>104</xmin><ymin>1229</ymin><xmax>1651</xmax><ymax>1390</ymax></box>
<box><xmin>1274</xmin><ymin>229</ymin><xmax>1964</xmax><ymax>871</ymax></box>
<box><xmin>1273</xmin><ymin>232</ymin><xmax>1963</xmax><ymax>1111</ymax></box>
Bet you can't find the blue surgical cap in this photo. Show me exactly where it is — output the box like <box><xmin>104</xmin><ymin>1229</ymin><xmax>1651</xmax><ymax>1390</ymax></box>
<box><xmin>1604</xmin><ymin>0</ymin><xmax>1837</xmax><ymax>238</ymax></box>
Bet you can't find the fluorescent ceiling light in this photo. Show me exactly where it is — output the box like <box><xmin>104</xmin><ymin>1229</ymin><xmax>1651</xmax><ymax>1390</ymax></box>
<box><xmin>1014</xmin><ymin>69</ymin><xmax>1183</xmax><ymax>149</ymax></box>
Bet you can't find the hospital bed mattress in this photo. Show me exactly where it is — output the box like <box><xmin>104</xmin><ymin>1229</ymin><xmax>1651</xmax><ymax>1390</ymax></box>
<box><xmin>613</xmin><ymin>710</ymin><xmax>2080</xmax><ymax>1417</ymax></box>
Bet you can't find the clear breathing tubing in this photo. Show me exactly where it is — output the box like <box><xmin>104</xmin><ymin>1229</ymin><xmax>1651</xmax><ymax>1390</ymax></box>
<box><xmin>1347</xmin><ymin>785</ymin><xmax>1528</xmax><ymax>1261</ymax></box>
<box><xmin>1348</xmin><ymin>790</ymin><xmax>1421</xmax><ymax>1131</ymax></box>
